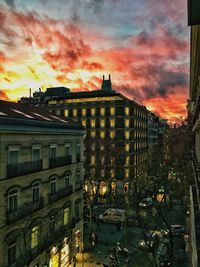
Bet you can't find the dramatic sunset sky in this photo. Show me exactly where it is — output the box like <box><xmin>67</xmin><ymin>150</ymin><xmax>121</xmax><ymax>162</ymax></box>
<box><xmin>0</xmin><ymin>0</ymin><xmax>189</xmax><ymax>122</ymax></box>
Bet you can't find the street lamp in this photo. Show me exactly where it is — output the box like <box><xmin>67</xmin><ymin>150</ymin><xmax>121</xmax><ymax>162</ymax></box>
<box><xmin>99</xmin><ymin>181</ymin><xmax>107</xmax><ymax>202</ymax></box>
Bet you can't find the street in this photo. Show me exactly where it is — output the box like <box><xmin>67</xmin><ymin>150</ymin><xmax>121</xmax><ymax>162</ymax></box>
<box><xmin>77</xmin><ymin>201</ymin><xmax>190</xmax><ymax>267</ymax></box>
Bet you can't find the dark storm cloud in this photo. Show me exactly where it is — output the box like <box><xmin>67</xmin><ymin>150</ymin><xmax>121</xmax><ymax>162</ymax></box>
<box><xmin>4</xmin><ymin>0</ymin><xmax>15</xmax><ymax>8</ymax></box>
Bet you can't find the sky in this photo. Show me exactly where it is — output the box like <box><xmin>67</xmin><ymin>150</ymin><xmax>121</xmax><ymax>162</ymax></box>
<box><xmin>0</xmin><ymin>0</ymin><xmax>189</xmax><ymax>123</ymax></box>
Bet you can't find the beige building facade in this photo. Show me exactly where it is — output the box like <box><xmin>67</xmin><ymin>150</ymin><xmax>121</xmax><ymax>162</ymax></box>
<box><xmin>0</xmin><ymin>100</ymin><xmax>85</xmax><ymax>267</ymax></box>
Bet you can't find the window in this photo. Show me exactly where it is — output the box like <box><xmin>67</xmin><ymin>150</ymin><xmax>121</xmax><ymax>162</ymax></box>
<box><xmin>64</xmin><ymin>109</ymin><xmax>69</xmax><ymax>117</ymax></box>
<box><xmin>91</xmin><ymin>108</ymin><xmax>95</xmax><ymax>116</ymax></box>
<box><xmin>75</xmin><ymin>205</ymin><xmax>80</xmax><ymax>219</ymax></box>
<box><xmin>125</xmin><ymin>119</ymin><xmax>130</xmax><ymax>128</ymax></box>
<box><xmin>125</xmin><ymin>156</ymin><xmax>130</xmax><ymax>165</ymax></box>
<box><xmin>50</xmin><ymin>177</ymin><xmax>57</xmax><ymax>195</ymax></box>
<box><xmin>73</xmin><ymin>109</ymin><xmax>77</xmax><ymax>117</ymax></box>
<box><xmin>76</xmin><ymin>170</ymin><xmax>81</xmax><ymax>184</ymax></box>
<box><xmin>110</xmin><ymin>119</ymin><xmax>115</xmax><ymax>128</ymax></box>
<box><xmin>125</xmin><ymin>131</ymin><xmax>130</xmax><ymax>140</ymax></box>
<box><xmin>91</xmin><ymin>155</ymin><xmax>96</xmax><ymax>165</ymax></box>
<box><xmin>82</xmin><ymin>108</ymin><xmax>86</xmax><ymax>116</ymax></box>
<box><xmin>65</xmin><ymin>144</ymin><xmax>71</xmax><ymax>157</ymax></box>
<box><xmin>7</xmin><ymin>242</ymin><xmax>16</xmax><ymax>265</ymax></box>
<box><xmin>50</xmin><ymin>144</ymin><xmax>57</xmax><ymax>158</ymax></box>
<box><xmin>90</xmin><ymin>130</ymin><xmax>96</xmax><ymax>138</ymax></box>
<box><xmin>110</xmin><ymin>107</ymin><xmax>115</xmax><ymax>116</ymax></box>
<box><xmin>50</xmin><ymin>215</ymin><xmax>55</xmax><ymax>235</ymax></box>
<box><xmin>110</xmin><ymin>130</ymin><xmax>115</xmax><ymax>139</ymax></box>
<box><xmin>32</xmin><ymin>182</ymin><xmax>40</xmax><ymax>203</ymax></box>
<box><xmin>64</xmin><ymin>172</ymin><xmax>70</xmax><ymax>189</ymax></box>
<box><xmin>125</xmin><ymin>107</ymin><xmax>130</xmax><ymax>115</ymax></box>
<box><xmin>76</xmin><ymin>144</ymin><xmax>81</xmax><ymax>162</ymax></box>
<box><xmin>8</xmin><ymin>147</ymin><xmax>20</xmax><ymax>165</ymax></box>
<box><xmin>100</xmin><ymin>108</ymin><xmax>105</xmax><ymax>116</ymax></box>
<box><xmin>32</xmin><ymin>146</ymin><xmax>41</xmax><ymax>161</ymax></box>
<box><xmin>100</xmin><ymin>119</ymin><xmax>105</xmax><ymax>128</ymax></box>
<box><xmin>125</xmin><ymin>144</ymin><xmax>130</xmax><ymax>152</ymax></box>
<box><xmin>8</xmin><ymin>190</ymin><xmax>18</xmax><ymax>213</ymax></box>
<box><xmin>31</xmin><ymin>226</ymin><xmax>39</xmax><ymax>249</ymax></box>
<box><xmin>63</xmin><ymin>207</ymin><xmax>70</xmax><ymax>225</ymax></box>
<box><xmin>91</xmin><ymin>119</ymin><xmax>96</xmax><ymax>128</ymax></box>
<box><xmin>82</xmin><ymin>119</ymin><xmax>86</xmax><ymax>127</ymax></box>
<box><xmin>125</xmin><ymin>168</ymin><xmax>129</xmax><ymax>178</ymax></box>
<box><xmin>100</xmin><ymin>130</ymin><xmax>105</xmax><ymax>139</ymax></box>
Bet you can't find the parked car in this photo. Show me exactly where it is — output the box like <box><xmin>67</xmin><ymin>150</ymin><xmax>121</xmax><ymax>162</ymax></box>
<box><xmin>161</xmin><ymin>225</ymin><xmax>185</xmax><ymax>237</ymax></box>
<box><xmin>139</xmin><ymin>197</ymin><xmax>153</xmax><ymax>208</ymax></box>
<box><xmin>99</xmin><ymin>208</ymin><xmax>126</xmax><ymax>223</ymax></box>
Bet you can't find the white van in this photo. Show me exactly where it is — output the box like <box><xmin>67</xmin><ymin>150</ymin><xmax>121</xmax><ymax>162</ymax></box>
<box><xmin>99</xmin><ymin>208</ymin><xmax>126</xmax><ymax>223</ymax></box>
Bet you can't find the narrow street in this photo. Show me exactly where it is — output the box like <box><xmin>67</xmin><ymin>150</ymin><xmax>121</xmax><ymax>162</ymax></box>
<box><xmin>77</xmin><ymin>200</ymin><xmax>190</xmax><ymax>267</ymax></box>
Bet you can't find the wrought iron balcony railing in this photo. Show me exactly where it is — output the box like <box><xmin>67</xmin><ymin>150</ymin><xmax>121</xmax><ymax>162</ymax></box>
<box><xmin>48</xmin><ymin>185</ymin><xmax>73</xmax><ymax>203</ymax></box>
<box><xmin>6</xmin><ymin>197</ymin><xmax>44</xmax><ymax>224</ymax></box>
<box><xmin>7</xmin><ymin>159</ymin><xmax>43</xmax><ymax>178</ymax></box>
<box><xmin>49</xmin><ymin>155</ymin><xmax>72</xmax><ymax>168</ymax></box>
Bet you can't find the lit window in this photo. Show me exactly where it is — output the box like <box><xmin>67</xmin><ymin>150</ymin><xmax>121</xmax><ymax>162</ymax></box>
<box><xmin>91</xmin><ymin>119</ymin><xmax>96</xmax><ymax>128</ymax></box>
<box><xmin>100</xmin><ymin>119</ymin><xmax>105</xmax><ymax>128</ymax></box>
<box><xmin>82</xmin><ymin>119</ymin><xmax>86</xmax><ymax>127</ymax></box>
<box><xmin>125</xmin><ymin>131</ymin><xmax>130</xmax><ymax>140</ymax></box>
<box><xmin>110</xmin><ymin>130</ymin><xmax>115</xmax><ymax>139</ymax></box>
<box><xmin>91</xmin><ymin>155</ymin><xmax>96</xmax><ymax>164</ymax></box>
<box><xmin>125</xmin><ymin>156</ymin><xmax>130</xmax><ymax>165</ymax></box>
<box><xmin>110</xmin><ymin>119</ymin><xmax>115</xmax><ymax>128</ymax></box>
<box><xmin>100</xmin><ymin>131</ymin><xmax>105</xmax><ymax>139</ymax></box>
<box><xmin>125</xmin><ymin>119</ymin><xmax>130</xmax><ymax>128</ymax></box>
<box><xmin>64</xmin><ymin>110</ymin><xmax>69</xmax><ymax>117</ymax></box>
<box><xmin>91</xmin><ymin>108</ymin><xmax>95</xmax><ymax>116</ymax></box>
<box><xmin>100</xmin><ymin>108</ymin><xmax>105</xmax><ymax>116</ymax></box>
<box><xmin>125</xmin><ymin>144</ymin><xmax>130</xmax><ymax>152</ymax></box>
<box><xmin>82</xmin><ymin>108</ymin><xmax>86</xmax><ymax>116</ymax></box>
<box><xmin>125</xmin><ymin>168</ymin><xmax>129</xmax><ymax>178</ymax></box>
<box><xmin>63</xmin><ymin>207</ymin><xmax>70</xmax><ymax>225</ymax></box>
<box><xmin>100</xmin><ymin>145</ymin><xmax>104</xmax><ymax>151</ymax></box>
<box><xmin>91</xmin><ymin>143</ymin><xmax>95</xmax><ymax>151</ymax></box>
<box><xmin>125</xmin><ymin>107</ymin><xmax>130</xmax><ymax>115</ymax></box>
<box><xmin>110</xmin><ymin>107</ymin><xmax>115</xmax><ymax>116</ymax></box>
<box><xmin>73</xmin><ymin>109</ymin><xmax>77</xmax><ymax>117</ymax></box>
<box><xmin>31</xmin><ymin>226</ymin><xmax>39</xmax><ymax>249</ymax></box>
<box><xmin>90</xmin><ymin>130</ymin><xmax>96</xmax><ymax>138</ymax></box>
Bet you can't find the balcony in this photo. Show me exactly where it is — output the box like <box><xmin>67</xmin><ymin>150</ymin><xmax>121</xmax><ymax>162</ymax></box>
<box><xmin>6</xmin><ymin>197</ymin><xmax>44</xmax><ymax>224</ymax></box>
<box><xmin>48</xmin><ymin>185</ymin><xmax>73</xmax><ymax>203</ymax></box>
<box><xmin>75</xmin><ymin>182</ymin><xmax>83</xmax><ymax>192</ymax></box>
<box><xmin>49</xmin><ymin>155</ymin><xmax>72</xmax><ymax>169</ymax></box>
<box><xmin>7</xmin><ymin>160</ymin><xmax>43</xmax><ymax>178</ymax></box>
<box><xmin>76</xmin><ymin>154</ymin><xmax>81</xmax><ymax>163</ymax></box>
<box><xmin>23</xmin><ymin>224</ymin><xmax>72</xmax><ymax>267</ymax></box>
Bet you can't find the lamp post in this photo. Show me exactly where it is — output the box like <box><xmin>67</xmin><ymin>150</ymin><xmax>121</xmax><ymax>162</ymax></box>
<box><xmin>99</xmin><ymin>181</ymin><xmax>107</xmax><ymax>202</ymax></box>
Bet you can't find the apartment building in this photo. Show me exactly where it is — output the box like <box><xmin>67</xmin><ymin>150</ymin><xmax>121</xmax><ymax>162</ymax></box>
<box><xmin>188</xmin><ymin>22</ymin><xmax>200</xmax><ymax>266</ymax></box>
<box><xmin>46</xmin><ymin>76</ymin><xmax>149</xmax><ymax>199</ymax></box>
<box><xmin>0</xmin><ymin>100</ymin><xmax>85</xmax><ymax>267</ymax></box>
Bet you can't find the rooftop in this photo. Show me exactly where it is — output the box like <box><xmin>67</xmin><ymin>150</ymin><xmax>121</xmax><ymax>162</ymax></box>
<box><xmin>0</xmin><ymin>100</ymin><xmax>84</xmax><ymax>131</ymax></box>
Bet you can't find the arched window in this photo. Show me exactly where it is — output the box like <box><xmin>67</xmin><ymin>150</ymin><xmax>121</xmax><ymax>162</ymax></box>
<box><xmin>50</xmin><ymin>176</ymin><xmax>57</xmax><ymax>195</ymax></box>
<box><xmin>32</xmin><ymin>182</ymin><xmax>40</xmax><ymax>203</ymax></box>
<box><xmin>8</xmin><ymin>189</ymin><xmax>18</xmax><ymax>213</ymax></box>
<box><xmin>64</xmin><ymin>172</ymin><xmax>71</xmax><ymax>189</ymax></box>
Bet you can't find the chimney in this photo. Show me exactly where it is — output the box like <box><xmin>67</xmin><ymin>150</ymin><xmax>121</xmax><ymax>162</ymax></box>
<box><xmin>109</xmin><ymin>74</ymin><xmax>111</xmax><ymax>81</ymax></box>
<box><xmin>103</xmin><ymin>75</ymin><xmax>105</xmax><ymax>81</ymax></box>
<box><xmin>29</xmin><ymin>88</ymin><xmax>32</xmax><ymax>98</ymax></box>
